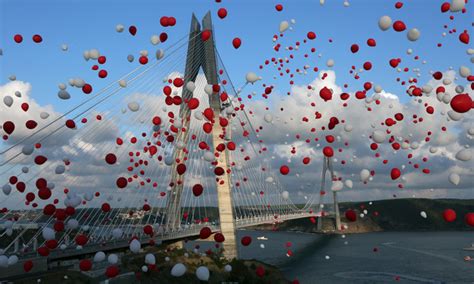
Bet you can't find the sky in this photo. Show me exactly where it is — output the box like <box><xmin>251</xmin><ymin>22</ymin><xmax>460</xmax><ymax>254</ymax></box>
<box><xmin>0</xmin><ymin>0</ymin><xmax>473</xmax><ymax>211</ymax></box>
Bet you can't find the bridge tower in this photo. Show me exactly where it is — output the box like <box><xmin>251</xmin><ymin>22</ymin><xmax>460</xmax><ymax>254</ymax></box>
<box><xmin>316</xmin><ymin>156</ymin><xmax>341</xmax><ymax>231</ymax></box>
<box><xmin>166</xmin><ymin>12</ymin><xmax>238</xmax><ymax>259</ymax></box>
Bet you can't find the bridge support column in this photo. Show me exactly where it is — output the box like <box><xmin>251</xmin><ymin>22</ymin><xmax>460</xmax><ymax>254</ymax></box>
<box><xmin>213</xmin><ymin>121</ymin><xmax>238</xmax><ymax>260</ymax></box>
<box><xmin>33</xmin><ymin>237</ymin><xmax>38</xmax><ymax>251</ymax></box>
<box><xmin>14</xmin><ymin>238</ymin><xmax>19</xmax><ymax>253</ymax></box>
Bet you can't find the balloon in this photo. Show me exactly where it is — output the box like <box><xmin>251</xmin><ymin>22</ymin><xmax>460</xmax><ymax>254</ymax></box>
<box><xmin>443</xmin><ymin>209</ymin><xmax>456</xmax><ymax>222</ymax></box>
<box><xmin>186</xmin><ymin>81</ymin><xmax>196</xmax><ymax>92</ymax></box>
<box><xmin>378</xmin><ymin>16</ymin><xmax>392</xmax><ymax>31</ymax></box>
<box><xmin>0</xmin><ymin>255</ymin><xmax>8</xmax><ymax>268</ymax></box>
<box><xmin>372</xmin><ymin>130</ymin><xmax>386</xmax><ymax>143</ymax></box>
<box><xmin>112</xmin><ymin>228</ymin><xmax>123</xmax><ymax>239</ymax></box>
<box><xmin>450</xmin><ymin>94</ymin><xmax>472</xmax><ymax>113</ymax></box>
<box><xmin>331</xmin><ymin>181</ymin><xmax>343</xmax><ymax>191</ymax></box>
<box><xmin>171</xmin><ymin>263</ymin><xmax>186</xmax><ymax>277</ymax></box>
<box><xmin>224</xmin><ymin>264</ymin><xmax>232</xmax><ymax>272</ymax></box>
<box><xmin>279</xmin><ymin>21</ymin><xmax>289</xmax><ymax>33</ymax></box>
<box><xmin>116</xmin><ymin>24</ymin><xmax>124</xmax><ymax>32</ymax></box>
<box><xmin>232</xmin><ymin>38</ymin><xmax>242</xmax><ymax>49</ymax></box>
<box><xmin>344</xmin><ymin>180</ymin><xmax>353</xmax><ymax>189</ymax></box>
<box><xmin>407</xmin><ymin>28</ymin><xmax>420</xmax><ymax>41</ymax></box>
<box><xmin>360</xmin><ymin>169</ymin><xmax>370</xmax><ymax>182</ymax></box>
<box><xmin>2</xmin><ymin>184</ymin><xmax>12</xmax><ymax>195</ymax></box>
<box><xmin>55</xmin><ymin>165</ymin><xmax>66</xmax><ymax>174</ymax></box>
<box><xmin>79</xmin><ymin>259</ymin><xmax>92</xmax><ymax>271</ymax></box>
<box><xmin>58</xmin><ymin>90</ymin><xmax>71</xmax><ymax>100</ymax></box>
<box><xmin>3</xmin><ymin>96</ymin><xmax>13</xmax><ymax>107</ymax></box>
<box><xmin>280</xmin><ymin>165</ymin><xmax>290</xmax><ymax>175</ymax></box>
<box><xmin>449</xmin><ymin>173</ymin><xmax>460</xmax><ymax>185</ymax></box>
<box><xmin>145</xmin><ymin>253</ymin><xmax>156</xmax><ymax>265</ymax></box>
<box><xmin>455</xmin><ymin>149</ymin><xmax>472</xmax><ymax>162</ymax></box>
<box><xmin>129</xmin><ymin>239</ymin><xmax>141</xmax><ymax>253</ymax></box>
<box><xmin>66</xmin><ymin>219</ymin><xmax>79</xmax><ymax>230</ymax></box>
<box><xmin>420</xmin><ymin>211</ymin><xmax>427</xmax><ymax>218</ymax></box>
<box><xmin>390</xmin><ymin>168</ymin><xmax>401</xmax><ymax>180</ymax></box>
<box><xmin>42</xmin><ymin>227</ymin><xmax>55</xmax><ymax>241</ymax></box>
<box><xmin>196</xmin><ymin>266</ymin><xmax>210</xmax><ymax>281</ymax></box>
<box><xmin>8</xmin><ymin>255</ymin><xmax>18</xmax><ymax>265</ymax></box>
<box><xmin>128</xmin><ymin>102</ymin><xmax>140</xmax><ymax>112</ymax></box>
<box><xmin>156</xmin><ymin>49</ymin><xmax>165</xmax><ymax>60</ymax></box>
<box><xmin>264</xmin><ymin>114</ymin><xmax>273</xmax><ymax>123</ymax></box>
<box><xmin>246</xmin><ymin>72</ymin><xmax>261</xmax><ymax>84</ymax></box>
<box><xmin>108</xmin><ymin>254</ymin><xmax>118</xmax><ymax>264</ymax></box>
<box><xmin>459</xmin><ymin>66</ymin><xmax>470</xmax><ymax>78</ymax></box>
<box><xmin>465</xmin><ymin>213</ymin><xmax>474</xmax><ymax>227</ymax></box>
<box><xmin>94</xmin><ymin>251</ymin><xmax>106</xmax><ymax>262</ymax></box>
<box><xmin>119</xmin><ymin>80</ymin><xmax>127</xmax><ymax>88</ymax></box>
<box><xmin>450</xmin><ymin>0</ymin><xmax>465</xmax><ymax>12</ymax></box>
<box><xmin>150</xmin><ymin>35</ymin><xmax>160</xmax><ymax>45</ymax></box>
<box><xmin>40</xmin><ymin>112</ymin><xmax>49</xmax><ymax>119</ymax></box>
<box><xmin>345</xmin><ymin>209</ymin><xmax>357</xmax><ymax>222</ymax></box>
<box><xmin>241</xmin><ymin>236</ymin><xmax>252</xmax><ymax>246</ymax></box>
<box><xmin>282</xmin><ymin>191</ymin><xmax>289</xmax><ymax>200</ymax></box>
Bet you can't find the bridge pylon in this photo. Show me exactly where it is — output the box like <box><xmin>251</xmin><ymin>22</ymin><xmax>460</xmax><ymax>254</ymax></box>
<box><xmin>165</xmin><ymin>12</ymin><xmax>238</xmax><ymax>259</ymax></box>
<box><xmin>317</xmin><ymin>156</ymin><xmax>341</xmax><ymax>231</ymax></box>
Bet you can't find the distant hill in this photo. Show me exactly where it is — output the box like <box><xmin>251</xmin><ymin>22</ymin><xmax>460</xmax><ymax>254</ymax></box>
<box><xmin>251</xmin><ymin>198</ymin><xmax>474</xmax><ymax>234</ymax></box>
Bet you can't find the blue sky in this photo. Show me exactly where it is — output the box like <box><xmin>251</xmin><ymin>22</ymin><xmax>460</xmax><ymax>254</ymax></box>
<box><xmin>1</xmin><ymin>0</ymin><xmax>472</xmax><ymax>110</ymax></box>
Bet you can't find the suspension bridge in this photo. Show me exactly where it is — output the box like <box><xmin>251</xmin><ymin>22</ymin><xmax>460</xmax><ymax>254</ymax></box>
<box><xmin>0</xmin><ymin>12</ymin><xmax>341</xmax><ymax>278</ymax></box>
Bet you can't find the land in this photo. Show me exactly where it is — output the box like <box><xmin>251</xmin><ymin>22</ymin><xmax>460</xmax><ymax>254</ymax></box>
<box><xmin>250</xmin><ymin>198</ymin><xmax>474</xmax><ymax>234</ymax></box>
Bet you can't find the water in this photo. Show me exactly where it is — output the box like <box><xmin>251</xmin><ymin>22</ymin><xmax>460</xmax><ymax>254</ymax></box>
<box><xmin>187</xmin><ymin>231</ymin><xmax>474</xmax><ymax>283</ymax></box>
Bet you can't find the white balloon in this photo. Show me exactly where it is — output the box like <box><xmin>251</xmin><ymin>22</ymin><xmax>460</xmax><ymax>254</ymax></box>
<box><xmin>449</xmin><ymin>173</ymin><xmax>460</xmax><ymax>185</ymax></box>
<box><xmin>129</xmin><ymin>239</ymin><xmax>141</xmax><ymax>253</ymax></box>
<box><xmin>2</xmin><ymin>184</ymin><xmax>12</xmax><ymax>195</ymax></box>
<box><xmin>224</xmin><ymin>264</ymin><xmax>232</xmax><ymax>272</ymax></box>
<box><xmin>186</xmin><ymin>81</ymin><xmax>196</xmax><ymax>92</ymax></box>
<box><xmin>378</xmin><ymin>16</ymin><xmax>392</xmax><ymax>31</ymax></box>
<box><xmin>246</xmin><ymin>72</ymin><xmax>261</xmax><ymax>84</ymax></box>
<box><xmin>0</xmin><ymin>255</ymin><xmax>8</xmax><ymax>268</ymax></box>
<box><xmin>66</xmin><ymin>219</ymin><xmax>79</xmax><ymax>230</ymax></box>
<box><xmin>119</xmin><ymin>80</ymin><xmax>127</xmax><ymax>88</ymax></box>
<box><xmin>326</xmin><ymin>59</ymin><xmax>335</xmax><ymax>67</ymax></box>
<box><xmin>171</xmin><ymin>263</ymin><xmax>186</xmax><ymax>277</ymax></box>
<box><xmin>203</xmin><ymin>151</ymin><xmax>215</xmax><ymax>162</ymax></box>
<box><xmin>455</xmin><ymin>149</ymin><xmax>472</xmax><ymax>162</ymax></box>
<box><xmin>58</xmin><ymin>90</ymin><xmax>71</xmax><ymax>100</ymax></box>
<box><xmin>195</xmin><ymin>266</ymin><xmax>210</xmax><ymax>281</ymax></box>
<box><xmin>55</xmin><ymin>165</ymin><xmax>66</xmax><ymax>174</ymax></box>
<box><xmin>459</xmin><ymin>66</ymin><xmax>471</xmax><ymax>78</ymax></box>
<box><xmin>22</xmin><ymin>144</ymin><xmax>34</xmax><ymax>155</ymax></box>
<box><xmin>94</xmin><ymin>251</ymin><xmax>106</xmax><ymax>262</ymax></box>
<box><xmin>108</xmin><ymin>254</ymin><xmax>118</xmax><ymax>264</ymax></box>
<box><xmin>204</xmin><ymin>85</ymin><xmax>213</xmax><ymax>96</ymax></box>
<box><xmin>344</xmin><ymin>124</ymin><xmax>353</xmax><ymax>132</ymax></box>
<box><xmin>279</xmin><ymin>21</ymin><xmax>289</xmax><ymax>33</ymax></box>
<box><xmin>447</xmin><ymin>110</ymin><xmax>463</xmax><ymax>121</ymax></box>
<box><xmin>116</xmin><ymin>24</ymin><xmax>125</xmax><ymax>32</ymax></box>
<box><xmin>40</xmin><ymin>112</ymin><xmax>50</xmax><ymax>119</ymax></box>
<box><xmin>42</xmin><ymin>227</ymin><xmax>55</xmax><ymax>241</ymax></box>
<box><xmin>142</xmin><ymin>265</ymin><xmax>148</xmax><ymax>272</ymax></box>
<box><xmin>420</xmin><ymin>211</ymin><xmax>427</xmax><ymax>218</ymax></box>
<box><xmin>331</xmin><ymin>180</ymin><xmax>343</xmax><ymax>191</ymax></box>
<box><xmin>407</xmin><ymin>28</ymin><xmax>420</xmax><ymax>41</ymax></box>
<box><xmin>127</xmin><ymin>102</ymin><xmax>140</xmax><ymax>112</ymax></box>
<box><xmin>150</xmin><ymin>35</ymin><xmax>160</xmax><ymax>45</ymax></box>
<box><xmin>450</xmin><ymin>0</ymin><xmax>465</xmax><ymax>12</ymax></box>
<box><xmin>145</xmin><ymin>253</ymin><xmax>156</xmax><ymax>265</ymax></box>
<box><xmin>112</xmin><ymin>228</ymin><xmax>123</xmax><ymax>239</ymax></box>
<box><xmin>372</xmin><ymin>130</ymin><xmax>386</xmax><ymax>143</ymax></box>
<box><xmin>281</xmin><ymin>191</ymin><xmax>289</xmax><ymax>200</ymax></box>
<box><xmin>8</xmin><ymin>255</ymin><xmax>18</xmax><ymax>265</ymax></box>
<box><xmin>344</xmin><ymin>180</ymin><xmax>353</xmax><ymax>189</ymax></box>
<box><xmin>89</xmin><ymin>49</ymin><xmax>100</xmax><ymax>59</ymax></box>
<box><xmin>360</xmin><ymin>169</ymin><xmax>371</xmax><ymax>182</ymax></box>
<box><xmin>3</xmin><ymin>96</ymin><xmax>13</xmax><ymax>107</ymax></box>
<box><xmin>264</xmin><ymin>114</ymin><xmax>273</xmax><ymax>123</ymax></box>
<box><xmin>156</xmin><ymin>49</ymin><xmax>165</xmax><ymax>60</ymax></box>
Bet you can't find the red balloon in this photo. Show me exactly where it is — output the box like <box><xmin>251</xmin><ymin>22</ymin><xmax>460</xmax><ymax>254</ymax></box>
<box><xmin>106</xmin><ymin>265</ymin><xmax>120</xmax><ymax>278</ymax></box>
<box><xmin>322</xmin><ymin>146</ymin><xmax>334</xmax><ymax>157</ymax></box>
<box><xmin>32</xmin><ymin>34</ymin><xmax>42</xmax><ymax>43</ymax></box>
<box><xmin>152</xmin><ymin>116</ymin><xmax>162</xmax><ymax>125</ymax></box>
<box><xmin>465</xmin><ymin>213</ymin><xmax>474</xmax><ymax>227</ymax></box>
<box><xmin>450</xmin><ymin>94</ymin><xmax>472</xmax><ymax>113</ymax></box>
<box><xmin>275</xmin><ymin>4</ymin><xmax>283</xmax><ymax>11</ymax></box>
<box><xmin>143</xmin><ymin>224</ymin><xmax>153</xmax><ymax>235</ymax></box>
<box><xmin>34</xmin><ymin>155</ymin><xmax>48</xmax><ymax>165</ymax></box>
<box><xmin>14</xmin><ymin>34</ymin><xmax>23</xmax><ymax>43</ymax></box>
<box><xmin>160</xmin><ymin>16</ymin><xmax>169</xmax><ymax>27</ymax></box>
<box><xmin>440</xmin><ymin>2</ymin><xmax>450</xmax><ymax>12</ymax></box>
<box><xmin>345</xmin><ymin>209</ymin><xmax>357</xmax><ymax>222</ymax></box>
<box><xmin>101</xmin><ymin>203</ymin><xmax>111</xmax><ymax>212</ymax></box>
<box><xmin>393</xmin><ymin>21</ymin><xmax>406</xmax><ymax>32</ymax></box>
<box><xmin>116</xmin><ymin>177</ymin><xmax>128</xmax><ymax>188</ymax></box>
<box><xmin>241</xmin><ymin>236</ymin><xmax>252</xmax><ymax>246</ymax></box>
<box><xmin>177</xmin><ymin>163</ymin><xmax>187</xmax><ymax>175</ymax></box>
<box><xmin>232</xmin><ymin>37</ymin><xmax>242</xmax><ymax>49</ymax></box>
<box><xmin>302</xmin><ymin>157</ymin><xmax>311</xmax><ymax>165</ymax></box>
<box><xmin>23</xmin><ymin>260</ymin><xmax>33</xmax><ymax>272</ymax></box>
<box><xmin>201</xmin><ymin>30</ymin><xmax>211</xmax><ymax>41</ymax></box>
<box><xmin>25</xmin><ymin>120</ymin><xmax>38</xmax><ymax>129</ymax></box>
<box><xmin>37</xmin><ymin>246</ymin><xmax>50</xmax><ymax>257</ymax></box>
<box><xmin>459</xmin><ymin>31</ymin><xmax>470</xmax><ymax>44</ymax></box>
<box><xmin>350</xmin><ymin>44</ymin><xmax>359</xmax><ymax>53</ymax></box>
<box><xmin>214</xmin><ymin>166</ymin><xmax>225</xmax><ymax>176</ymax></box>
<box><xmin>139</xmin><ymin>56</ymin><xmax>148</xmax><ymax>65</ymax></box>
<box><xmin>307</xmin><ymin>31</ymin><xmax>316</xmax><ymax>40</ymax></box>
<box><xmin>217</xmin><ymin>8</ymin><xmax>227</xmax><ymax>19</ymax></box>
<box><xmin>98</xmin><ymin>70</ymin><xmax>108</xmax><ymax>78</ymax></box>
<box><xmin>79</xmin><ymin>259</ymin><xmax>92</xmax><ymax>271</ymax></box>
<box><xmin>75</xmin><ymin>234</ymin><xmax>88</xmax><ymax>246</ymax></box>
<box><xmin>280</xmin><ymin>165</ymin><xmax>290</xmax><ymax>175</ymax></box>
<box><xmin>200</xmin><ymin>227</ymin><xmax>212</xmax><ymax>239</ymax></box>
<box><xmin>129</xmin><ymin>25</ymin><xmax>137</xmax><ymax>36</ymax></box>
<box><xmin>2</xmin><ymin>121</ymin><xmax>15</xmax><ymax>135</ymax></box>
<box><xmin>82</xmin><ymin>84</ymin><xmax>92</xmax><ymax>94</ymax></box>
<box><xmin>319</xmin><ymin>87</ymin><xmax>332</xmax><ymax>101</ymax></box>
<box><xmin>443</xmin><ymin>209</ymin><xmax>456</xmax><ymax>222</ymax></box>
<box><xmin>214</xmin><ymin>232</ymin><xmax>225</xmax><ymax>243</ymax></box>
<box><xmin>105</xmin><ymin>153</ymin><xmax>117</xmax><ymax>164</ymax></box>
<box><xmin>192</xmin><ymin>184</ymin><xmax>204</xmax><ymax>197</ymax></box>
<box><xmin>390</xmin><ymin>168</ymin><xmax>401</xmax><ymax>180</ymax></box>
<box><xmin>255</xmin><ymin>266</ymin><xmax>265</xmax><ymax>278</ymax></box>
